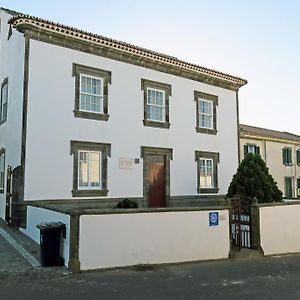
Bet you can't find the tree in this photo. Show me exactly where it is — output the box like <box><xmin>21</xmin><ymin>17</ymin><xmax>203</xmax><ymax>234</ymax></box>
<box><xmin>227</xmin><ymin>153</ymin><xmax>282</xmax><ymax>203</ymax></box>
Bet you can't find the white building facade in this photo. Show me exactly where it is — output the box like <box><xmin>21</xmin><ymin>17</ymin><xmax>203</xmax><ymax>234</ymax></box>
<box><xmin>0</xmin><ymin>8</ymin><xmax>247</xmax><ymax>225</ymax></box>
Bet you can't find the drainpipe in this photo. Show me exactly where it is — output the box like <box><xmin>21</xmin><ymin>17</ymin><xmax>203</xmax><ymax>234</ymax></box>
<box><xmin>263</xmin><ymin>139</ymin><xmax>267</xmax><ymax>164</ymax></box>
<box><xmin>236</xmin><ymin>90</ymin><xmax>240</xmax><ymax>164</ymax></box>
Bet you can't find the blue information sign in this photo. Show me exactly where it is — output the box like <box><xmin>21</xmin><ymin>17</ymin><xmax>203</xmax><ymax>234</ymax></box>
<box><xmin>209</xmin><ymin>212</ymin><xmax>219</xmax><ymax>226</ymax></box>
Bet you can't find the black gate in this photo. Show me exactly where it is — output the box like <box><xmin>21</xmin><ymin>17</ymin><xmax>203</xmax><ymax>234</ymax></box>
<box><xmin>5</xmin><ymin>166</ymin><xmax>12</xmax><ymax>224</ymax></box>
<box><xmin>230</xmin><ymin>196</ymin><xmax>252</xmax><ymax>250</ymax></box>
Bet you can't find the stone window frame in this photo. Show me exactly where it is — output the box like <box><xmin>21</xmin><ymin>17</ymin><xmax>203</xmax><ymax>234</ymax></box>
<box><xmin>0</xmin><ymin>77</ymin><xmax>8</xmax><ymax>125</ymax></box>
<box><xmin>195</xmin><ymin>151</ymin><xmax>219</xmax><ymax>194</ymax></box>
<box><xmin>194</xmin><ymin>91</ymin><xmax>218</xmax><ymax>135</ymax></box>
<box><xmin>72</xmin><ymin>63</ymin><xmax>111</xmax><ymax>121</ymax></box>
<box><xmin>282</xmin><ymin>147</ymin><xmax>292</xmax><ymax>166</ymax></box>
<box><xmin>0</xmin><ymin>148</ymin><xmax>5</xmax><ymax>193</ymax></box>
<box><xmin>141</xmin><ymin>79</ymin><xmax>172</xmax><ymax>129</ymax></box>
<box><xmin>71</xmin><ymin>140</ymin><xmax>111</xmax><ymax>197</ymax></box>
<box><xmin>141</xmin><ymin>146</ymin><xmax>173</xmax><ymax>207</ymax></box>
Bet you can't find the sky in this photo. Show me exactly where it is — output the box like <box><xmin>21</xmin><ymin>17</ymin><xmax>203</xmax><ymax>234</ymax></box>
<box><xmin>1</xmin><ymin>0</ymin><xmax>300</xmax><ymax>134</ymax></box>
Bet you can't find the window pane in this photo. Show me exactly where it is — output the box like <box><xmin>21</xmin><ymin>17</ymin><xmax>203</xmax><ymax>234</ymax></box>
<box><xmin>90</xmin><ymin>152</ymin><xmax>101</xmax><ymax>187</ymax></box>
<box><xmin>79</xmin><ymin>152</ymin><xmax>89</xmax><ymax>187</ymax></box>
<box><xmin>200</xmin><ymin>114</ymin><xmax>212</xmax><ymax>128</ymax></box>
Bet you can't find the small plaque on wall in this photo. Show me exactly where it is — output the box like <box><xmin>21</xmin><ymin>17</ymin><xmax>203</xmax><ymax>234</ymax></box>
<box><xmin>119</xmin><ymin>158</ymin><xmax>134</xmax><ymax>170</ymax></box>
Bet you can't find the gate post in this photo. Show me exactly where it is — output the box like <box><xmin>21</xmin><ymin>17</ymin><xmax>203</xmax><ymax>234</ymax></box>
<box><xmin>251</xmin><ymin>197</ymin><xmax>263</xmax><ymax>253</ymax></box>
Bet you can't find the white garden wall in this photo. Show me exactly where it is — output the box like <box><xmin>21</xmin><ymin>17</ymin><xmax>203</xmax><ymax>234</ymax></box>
<box><xmin>21</xmin><ymin>206</ymin><xmax>71</xmax><ymax>266</ymax></box>
<box><xmin>79</xmin><ymin>209</ymin><xmax>230</xmax><ymax>270</ymax></box>
<box><xmin>259</xmin><ymin>203</ymin><xmax>300</xmax><ymax>256</ymax></box>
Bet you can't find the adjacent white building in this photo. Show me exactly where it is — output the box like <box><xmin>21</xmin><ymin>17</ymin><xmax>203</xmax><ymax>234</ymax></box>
<box><xmin>0</xmin><ymin>8</ymin><xmax>247</xmax><ymax>225</ymax></box>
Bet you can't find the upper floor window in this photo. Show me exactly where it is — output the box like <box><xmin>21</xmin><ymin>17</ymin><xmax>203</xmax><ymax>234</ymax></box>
<box><xmin>71</xmin><ymin>140</ymin><xmax>111</xmax><ymax>197</ymax></box>
<box><xmin>0</xmin><ymin>149</ymin><xmax>5</xmax><ymax>193</ymax></box>
<box><xmin>282</xmin><ymin>147</ymin><xmax>292</xmax><ymax>166</ymax></box>
<box><xmin>195</xmin><ymin>151</ymin><xmax>219</xmax><ymax>193</ymax></box>
<box><xmin>194</xmin><ymin>91</ymin><xmax>218</xmax><ymax>135</ymax></box>
<box><xmin>147</xmin><ymin>88</ymin><xmax>166</xmax><ymax>122</ymax></box>
<box><xmin>244</xmin><ymin>144</ymin><xmax>260</xmax><ymax>156</ymax></box>
<box><xmin>0</xmin><ymin>78</ymin><xmax>8</xmax><ymax>125</ymax></box>
<box><xmin>141</xmin><ymin>79</ymin><xmax>171</xmax><ymax>129</ymax></box>
<box><xmin>73</xmin><ymin>63</ymin><xmax>111</xmax><ymax>121</ymax></box>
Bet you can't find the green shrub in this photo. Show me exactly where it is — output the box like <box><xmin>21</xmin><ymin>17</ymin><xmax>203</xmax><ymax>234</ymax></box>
<box><xmin>114</xmin><ymin>198</ymin><xmax>139</xmax><ymax>209</ymax></box>
<box><xmin>227</xmin><ymin>153</ymin><xmax>282</xmax><ymax>203</ymax></box>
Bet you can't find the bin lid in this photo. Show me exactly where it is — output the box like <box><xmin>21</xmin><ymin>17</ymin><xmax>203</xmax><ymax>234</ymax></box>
<box><xmin>36</xmin><ymin>222</ymin><xmax>65</xmax><ymax>231</ymax></box>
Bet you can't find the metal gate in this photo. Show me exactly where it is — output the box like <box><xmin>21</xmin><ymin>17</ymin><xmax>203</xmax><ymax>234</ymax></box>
<box><xmin>5</xmin><ymin>166</ymin><xmax>12</xmax><ymax>224</ymax></box>
<box><xmin>230</xmin><ymin>196</ymin><xmax>252</xmax><ymax>250</ymax></box>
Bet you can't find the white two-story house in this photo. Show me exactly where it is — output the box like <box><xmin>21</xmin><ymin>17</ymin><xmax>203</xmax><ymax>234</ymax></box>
<box><xmin>0</xmin><ymin>8</ymin><xmax>247</xmax><ymax>226</ymax></box>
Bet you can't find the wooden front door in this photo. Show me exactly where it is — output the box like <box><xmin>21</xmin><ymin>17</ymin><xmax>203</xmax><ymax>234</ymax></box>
<box><xmin>147</xmin><ymin>155</ymin><xmax>166</xmax><ymax>207</ymax></box>
<box><xmin>5</xmin><ymin>166</ymin><xmax>12</xmax><ymax>223</ymax></box>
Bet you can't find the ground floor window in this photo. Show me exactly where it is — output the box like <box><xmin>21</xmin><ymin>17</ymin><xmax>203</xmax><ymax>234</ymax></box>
<box><xmin>195</xmin><ymin>151</ymin><xmax>219</xmax><ymax>193</ymax></box>
<box><xmin>0</xmin><ymin>149</ymin><xmax>4</xmax><ymax>193</ymax></box>
<box><xmin>71</xmin><ymin>141</ymin><xmax>111</xmax><ymax>197</ymax></box>
<box><xmin>284</xmin><ymin>177</ymin><xmax>293</xmax><ymax>198</ymax></box>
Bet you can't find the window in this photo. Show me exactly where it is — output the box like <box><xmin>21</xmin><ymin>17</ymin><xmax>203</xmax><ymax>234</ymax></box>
<box><xmin>244</xmin><ymin>144</ymin><xmax>260</xmax><ymax>156</ymax></box>
<box><xmin>79</xmin><ymin>74</ymin><xmax>103</xmax><ymax>114</ymax></box>
<box><xmin>0</xmin><ymin>78</ymin><xmax>8</xmax><ymax>124</ymax></box>
<box><xmin>297</xmin><ymin>150</ymin><xmax>300</xmax><ymax>166</ymax></box>
<box><xmin>147</xmin><ymin>88</ymin><xmax>165</xmax><ymax>122</ymax></box>
<box><xmin>73</xmin><ymin>63</ymin><xmax>111</xmax><ymax>121</ymax></box>
<box><xmin>194</xmin><ymin>91</ymin><xmax>218</xmax><ymax>134</ymax></box>
<box><xmin>71</xmin><ymin>141</ymin><xmax>111</xmax><ymax>197</ymax></box>
<box><xmin>282</xmin><ymin>148</ymin><xmax>292</xmax><ymax>165</ymax></box>
<box><xmin>0</xmin><ymin>149</ymin><xmax>5</xmax><ymax>193</ymax></box>
<box><xmin>284</xmin><ymin>177</ymin><xmax>293</xmax><ymax>198</ymax></box>
<box><xmin>195</xmin><ymin>151</ymin><xmax>219</xmax><ymax>193</ymax></box>
<box><xmin>141</xmin><ymin>79</ymin><xmax>171</xmax><ymax>129</ymax></box>
<box><xmin>78</xmin><ymin>150</ymin><xmax>101</xmax><ymax>189</ymax></box>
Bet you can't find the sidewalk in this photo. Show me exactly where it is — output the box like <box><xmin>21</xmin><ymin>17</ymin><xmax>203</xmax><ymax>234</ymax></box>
<box><xmin>0</xmin><ymin>219</ymin><xmax>40</xmax><ymax>271</ymax></box>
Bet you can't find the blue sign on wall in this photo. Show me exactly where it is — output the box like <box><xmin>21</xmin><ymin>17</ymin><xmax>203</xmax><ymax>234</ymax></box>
<box><xmin>209</xmin><ymin>212</ymin><xmax>219</xmax><ymax>226</ymax></box>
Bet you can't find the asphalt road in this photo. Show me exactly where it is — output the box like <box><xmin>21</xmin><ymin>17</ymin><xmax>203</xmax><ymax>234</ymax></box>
<box><xmin>1</xmin><ymin>254</ymin><xmax>300</xmax><ymax>300</ymax></box>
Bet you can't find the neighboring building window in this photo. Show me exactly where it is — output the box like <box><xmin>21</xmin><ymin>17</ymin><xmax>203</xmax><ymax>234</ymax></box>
<box><xmin>284</xmin><ymin>177</ymin><xmax>293</xmax><ymax>198</ymax></box>
<box><xmin>73</xmin><ymin>63</ymin><xmax>111</xmax><ymax>121</ymax></box>
<box><xmin>282</xmin><ymin>147</ymin><xmax>292</xmax><ymax>165</ymax></box>
<box><xmin>0</xmin><ymin>149</ymin><xmax>5</xmax><ymax>193</ymax></box>
<box><xmin>297</xmin><ymin>149</ymin><xmax>300</xmax><ymax>166</ymax></box>
<box><xmin>194</xmin><ymin>91</ymin><xmax>218</xmax><ymax>135</ymax></box>
<box><xmin>71</xmin><ymin>141</ymin><xmax>111</xmax><ymax>197</ymax></box>
<box><xmin>297</xmin><ymin>178</ymin><xmax>300</xmax><ymax>198</ymax></box>
<box><xmin>0</xmin><ymin>78</ymin><xmax>8</xmax><ymax>125</ymax></box>
<box><xmin>141</xmin><ymin>78</ymin><xmax>171</xmax><ymax>129</ymax></box>
<box><xmin>195</xmin><ymin>151</ymin><xmax>219</xmax><ymax>193</ymax></box>
<box><xmin>244</xmin><ymin>144</ymin><xmax>260</xmax><ymax>156</ymax></box>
